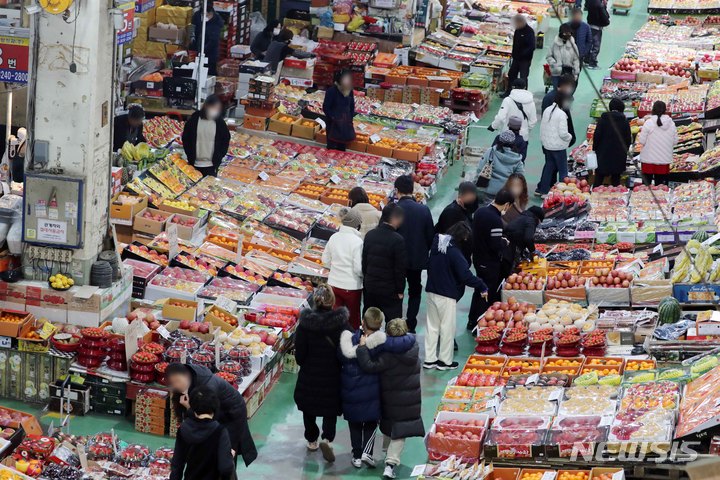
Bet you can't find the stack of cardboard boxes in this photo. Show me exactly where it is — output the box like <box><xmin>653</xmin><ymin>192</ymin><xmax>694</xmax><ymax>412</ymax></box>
<box><xmin>132</xmin><ymin>1</ymin><xmax>194</xmax><ymax>60</ymax></box>
<box><xmin>135</xmin><ymin>388</ymin><xmax>169</xmax><ymax>436</ymax></box>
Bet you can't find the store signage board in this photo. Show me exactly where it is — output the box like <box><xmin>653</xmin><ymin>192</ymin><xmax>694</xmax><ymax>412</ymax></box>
<box><xmin>0</xmin><ymin>28</ymin><xmax>29</xmax><ymax>84</ymax></box>
<box><xmin>116</xmin><ymin>2</ymin><xmax>135</xmax><ymax>45</ymax></box>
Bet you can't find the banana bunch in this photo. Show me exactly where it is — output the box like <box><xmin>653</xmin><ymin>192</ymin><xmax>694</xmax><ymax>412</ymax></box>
<box><xmin>672</xmin><ymin>240</ymin><xmax>714</xmax><ymax>284</ymax></box>
<box><xmin>672</xmin><ymin>250</ymin><xmax>691</xmax><ymax>283</ymax></box>
<box><xmin>120</xmin><ymin>141</ymin><xmax>152</xmax><ymax>163</ymax></box>
<box><xmin>710</xmin><ymin>259</ymin><xmax>720</xmax><ymax>282</ymax></box>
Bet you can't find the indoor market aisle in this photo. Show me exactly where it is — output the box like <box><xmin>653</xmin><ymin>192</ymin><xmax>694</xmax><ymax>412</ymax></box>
<box><xmin>0</xmin><ymin>5</ymin><xmax>649</xmax><ymax>478</ymax></box>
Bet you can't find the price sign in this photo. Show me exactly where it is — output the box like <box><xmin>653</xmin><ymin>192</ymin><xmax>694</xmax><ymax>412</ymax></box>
<box><xmin>215</xmin><ymin>295</ymin><xmax>237</xmax><ymax>314</ymax></box>
<box><xmin>370</xmin><ymin>134</ymin><xmax>382</xmax><ymax>144</ymax></box>
<box><xmin>116</xmin><ymin>2</ymin><xmax>135</xmax><ymax>45</ymax></box>
<box><xmin>157</xmin><ymin>325</ymin><xmax>171</xmax><ymax>340</ymax></box>
<box><xmin>166</xmin><ymin>223</ymin><xmax>179</xmax><ymax>260</ymax></box>
<box><xmin>258</xmin><ymin>171</ymin><xmax>270</xmax><ymax>181</ymax></box>
<box><xmin>0</xmin><ymin>32</ymin><xmax>29</xmax><ymax>84</ymax></box>
<box><xmin>330</xmin><ymin>174</ymin><xmax>341</xmax><ymax>184</ymax></box>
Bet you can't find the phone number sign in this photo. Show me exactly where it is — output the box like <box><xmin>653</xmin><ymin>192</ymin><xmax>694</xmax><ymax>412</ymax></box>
<box><xmin>0</xmin><ymin>35</ymin><xmax>29</xmax><ymax>84</ymax></box>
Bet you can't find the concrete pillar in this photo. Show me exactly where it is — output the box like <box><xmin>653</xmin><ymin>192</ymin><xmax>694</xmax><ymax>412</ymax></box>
<box><xmin>31</xmin><ymin>1</ymin><xmax>115</xmax><ymax>271</ymax></box>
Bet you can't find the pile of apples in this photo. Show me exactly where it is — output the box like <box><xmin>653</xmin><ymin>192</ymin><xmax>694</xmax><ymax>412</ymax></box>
<box><xmin>412</xmin><ymin>171</ymin><xmax>436</xmax><ymax>187</ymax></box>
<box><xmin>128</xmin><ymin>244</ymin><xmax>169</xmax><ymax>266</ymax></box>
<box><xmin>171</xmin><ymin>215</ymin><xmax>198</xmax><ymax>227</ymax></box>
<box><xmin>554</xmin><ymin>177</ymin><xmax>590</xmax><ymax>194</ymax></box>
<box><xmin>127</xmin><ymin>309</ymin><xmax>161</xmax><ymax>330</ymax></box>
<box><xmin>477</xmin><ymin>297</ymin><xmax>535</xmax><ymax>329</ymax></box>
<box><xmin>632</xmin><ymin>184</ymin><xmax>670</xmax><ymax>192</ymax></box>
<box><xmin>592</xmin><ymin>185</ymin><xmax>628</xmax><ymax>194</ymax></box>
<box><xmin>589</xmin><ymin>268</ymin><xmax>633</xmax><ymax>288</ymax></box>
<box><xmin>546</xmin><ymin>271</ymin><xmax>587</xmax><ymax>290</ymax></box>
<box><xmin>543</xmin><ymin>191</ymin><xmax>587</xmax><ymax>210</ymax></box>
<box><xmin>141</xmin><ymin>210</ymin><xmax>170</xmax><ymax>222</ymax></box>
<box><xmin>504</xmin><ymin>272</ymin><xmax>544</xmax><ymax>291</ymax></box>
<box><xmin>178</xmin><ymin>320</ymin><xmax>212</xmax><ymax>334</ymax></box>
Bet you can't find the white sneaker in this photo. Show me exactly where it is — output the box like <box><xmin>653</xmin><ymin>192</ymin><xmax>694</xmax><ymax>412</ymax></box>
<box><xmin>361</xmin><ymin>453</ymin><xmax>376</xmax><ymax>468</ymax></box>
<box><xmin>351</xmin><ymin>457</ymin><xmax>362</xmax><ymax>468</ymax></box>
<box><xmin>383</xmin><ymin>464</ymin><xmax>397</xmax><ymax>479</ymax></box>
<box><xmin>319</xmin><ymin>440</ymin><xmax>335</xmax><ymax>463</ymax></box>
<box><xmin>307</xmin><ymin>441</ymin><xmax>319</xmax><ymax>451</ymax></box>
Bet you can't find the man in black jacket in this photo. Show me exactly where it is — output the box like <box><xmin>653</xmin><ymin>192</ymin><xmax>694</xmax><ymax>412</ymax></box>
<box><xmin>505</xmin><ymin>15</ymin><xmax>535</xmax><ymax>97</ymax></box>
<box><xmin>362</xmin><ymin>203</ymin><xmax>407</xmax><ymax>321</ymax></box>
<box><xmin>435</xmin><ymin>181</ymin><xmax>478</xmax><ymax>262</ymax></box>
<box><xmin>468</xmin><ymin>189</ymin><xmax>515</xmax><ymax>330</ymax></box>
<box><xmin>585</xmin><ymin>0</ymin><xmax>610</xmax><ymax>69</ymax></box>
<box><xmin>113</xmin><ymin>104</ymin><xmax>146</xmax><ymax>152</ymax></box>
<box><xmin>395</xmin><ymin>175</ymin><xmax>434</xmax><ymax>333</ymax></box>
<box><xmin>502</xmin><ymin>205</ymin><xmax>545</xmax><ymax>277</ymax></box>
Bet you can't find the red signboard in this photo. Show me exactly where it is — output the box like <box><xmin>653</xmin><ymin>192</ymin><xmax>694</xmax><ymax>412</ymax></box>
<box><xmin>0</xmin><ymin>35</ymin><xmax>29</xmax><ymax>84</ymax></box>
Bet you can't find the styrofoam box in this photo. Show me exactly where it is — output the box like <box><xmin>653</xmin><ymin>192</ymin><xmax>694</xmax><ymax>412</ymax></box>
<box><xmin>435</xmin><ymin>410</ymin><xmax>490</xmax><ymax>428</ymax></box>
<box><xmin>144</xmin><ymin>281</ymin><xmax>202</xmax><ymax>302</ymax></box>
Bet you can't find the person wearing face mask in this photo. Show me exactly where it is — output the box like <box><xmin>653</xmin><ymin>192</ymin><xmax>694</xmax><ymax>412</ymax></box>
<box><xmin>435</xmin><ymin>181</ymin><xmax>478</xmax><ymax>263</ymax></box>
<box><xmin>264</xmin><ymin>28</ymin><xmax>314</xmax><ymax>73</ymax></box>
<box><xmin>565</xmin><ymin>8</ymin><xmax>592</xmax><ymax>65</ymax></box>
<box><xmin>468</xmin><ymin>188</ymin><xmax>514</xmax><ymax>331</ymax></box>
<box><xmin>113</xmin><ymin>104</ymin><xmax>146</xmax><ymax>152</ymax></box>
<box><xmin>492</xmin><ymin>116</ymin><xmax>528</xmax><ymax>162</ymax></box>
<box><xmin>181</xmin><ymin>95</ymin><xmax>230</xmax><ymax>178</ymax></box>
<box><xmin>190</xmin><ymin>1</ymin><xmax>224</xmax><ymax>76</ymax></box>
<box><xmin>503</xmin><ymin>205</ymin><xmax>545</xmax><ymax>273</ymax></box>
<box><xmin>504</xmin><ymin>15</ymin><xmax>535</xmax><ymax>97</ymax></box>
<box><xmin>250</xmin><ymin>19</ymin><xmax>281</xmax><ymax>60</ymax></box>
<box><xmin>323</xmin><ymin>70</ymin><xmax>356</xmax><ymax>151</ymax></box>
<box><xmin>536</xmin><ymin>91</ymin><xmax>574</xmax><ymax>196</ymax></box>
<box><xmin>501</xmin><ymin>173</ymin><xmax>529</xmax><ymax>225</ymax></box>
<box><xmin>546</xmin><ymin>24</ymin><xmax>581</xmax><ymax>87</ymax></box>
<box><xmin>477</xmin><ymin>130</ymin><xmax>524</xmax><ymax>204</ymax></box>
<box><xmin>541</xmin><ymin>74</ymin><xmax>575</xmax><ymax>113</ymax></box>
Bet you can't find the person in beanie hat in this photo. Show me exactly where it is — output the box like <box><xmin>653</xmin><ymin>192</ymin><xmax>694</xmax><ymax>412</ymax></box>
<box><xmin>504</xmin><ymin>205</ymin><xmax>546</xmax><ymax>270</ymax></box>
<box><xmin>477</xmin><ymin>130</ymin><xmax>525</xmax><ymax>202</ymax></box>
<box><xmin>356</xmin><ymin>318</ymin><xmax>423</xmax><ymax>479</ymax></box>
<box><xmin>294</xmin><ymin>285</ymin><xmax>350</xmax><ymax>463</ymax></box>
<box><xmin>322</xmin><ymin>208</ymin><xmax>364</xmax><ymax>328</ymax></box>
<box><xmin>339</xmin><ymin>308</ymin><xmax>415</xmax><ymax>469</ymax></box>
<box><xmin>493</xmin><ymin>115</ymin><xmax>529</xmax><ymax>162</ymax></box>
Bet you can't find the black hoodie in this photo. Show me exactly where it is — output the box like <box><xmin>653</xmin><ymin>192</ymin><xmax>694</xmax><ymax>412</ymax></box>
<box><xmin>293</xmin><ymin>307</ymin><xmax>349</xmax><ymax>417</ymax></box>
<box><xmin>170</xmin><ymin>416</ymin><xmax>235</xmax><ymax>480</ymax></box>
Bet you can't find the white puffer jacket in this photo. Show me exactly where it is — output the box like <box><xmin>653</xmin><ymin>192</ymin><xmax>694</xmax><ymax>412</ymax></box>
<box><xmin>637</xmin><ymin>115</ymin><xmax>678</xmax><ymax>166</ymax></box>
<box><xmin>490</xmin><ymin>89</ymin><xmax>538</xmax><ymax>140</ymax></box>
<box><xmin>322</xmin><ymin>226</ymin><xmax>363</xmax><ymax>290</ymax></box>
<box><xmin>546</xmin><ymin>36</ymin><xmax>581</xmax><ymax>76</ymax></box>
<box><xmin>540</xmin><ymin>104</ymin><xmax>573</xmax><ymax>151</ymax></box>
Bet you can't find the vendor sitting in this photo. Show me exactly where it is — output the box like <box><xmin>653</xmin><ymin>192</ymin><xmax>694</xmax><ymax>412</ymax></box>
<box><xmin>113</xmin><ymin>104</ymin><xmax>146</xmax><ymax>152</ymax></box>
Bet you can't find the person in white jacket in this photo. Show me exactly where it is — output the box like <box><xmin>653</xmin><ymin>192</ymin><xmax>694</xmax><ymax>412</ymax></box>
<box><xmin>490</xmin><ymin>78</ymin><xmax>537</xmax><ymax>141</ymax></box>
<box><xmin>638</xmin><ymin>100</ymin><xmax>678</xmax><ymax>186</ymax></box>
<box><xmin>536</xmin><ymin>91</ymin><xmax>574</xmax><ymax>195</ymax></box>
<box><xmin>546</xmin><ymin>24</ymin><xmax>581</xmax><ymax>87</ymax></box>
<box><xmin>322</xmin><ymin>207</ymin><xmax>364</xmax><ymax>329</ymax></box>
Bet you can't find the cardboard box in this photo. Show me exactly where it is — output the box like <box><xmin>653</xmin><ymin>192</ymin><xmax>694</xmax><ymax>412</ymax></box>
<box><xmin>114</xmin><ymin>224</ymin><xmax>134</xmax><ymax>245</ymax></box>
<box><xmin>204</xmin><ymin>305</ymin><xmax>238</xmax><ymax>333</ymax></box>
<box><xmin>243</xmin><ymin>114</ymin><xmax>267</xmax><ymax>131</ymax></box>
<box><xmin>134</xmin><ymin>207</ymin><xmax>172</xmax><ymax>235</ymax></box>
<box><xmin>171</xmin><ymin>213</ymin><xmax>202</xmax><ymax>241</ymax></box>
<box><xmin>155</xmin><ymin>5</ymin><xmax>192</xmax><ymax>26</ymax></box>
<box><xmin>162</xmin><ymin>298</ymin><xmax>198</xmax><ymax>322</ymax></box>
<box><xmin>393</xmin><ymin>148</ymin><xmax>423</xmax><ymax>162</ymax></box>
<box><xmin>367</xmin><ymin>144</ymin><xmax>393</xmax><ymax>158</ymax></box>
<box><xmin>0</xmin><ymin>309</ymin><xmax>30</xmax><ymax>337</ymax></box>
<box><xmin>158</xmin><ymin>201</ymin><xmax>198</xmax><ymax>217</ymax></box>
<box><xmin>292</xmin><ymin>118</ymin><xmax>320</xmax><ymax>140</ymax></box>
<box><xmin>590</xmin><ymin>468</ymin><xmax>624</xmax><ymax>480</ymax></box>
<box><xmin>673</xmin><ymin>283</ymin><xmax>720</xmax><ymax>304</ymax></box>
<box><xmin>135</xmin><ymin>0</ymin><xmax>155</xmax><ymax>13</ymax></box>
<box><xmin>148</xmin><ymin>26</ymin><xmax>186</xmax><ymax>45</ymax></box>
<box><xmin>317</xmin><ymin>26</ymin><xmax>334</xmax><ymax>39</ymax></box>
<box><xmin>110</xmin><ymin>192</ymin><xmax>148</xmax><ymax>224</ymax></box>
<box><xmin>268</xmin><ymin>113</ymin><xmax>296</xmax><ymax>136</ymax></box>
<box><xmin>348</xmin><ymin>141</ymin><xmax>367</xmax><ymax>152</ymax></box>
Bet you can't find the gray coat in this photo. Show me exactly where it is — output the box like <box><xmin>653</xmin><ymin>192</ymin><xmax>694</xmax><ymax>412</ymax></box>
<box><xmin>356</xmin><ymin>338</ymin><xmax>424</xmax><ymax>439</ymax></box>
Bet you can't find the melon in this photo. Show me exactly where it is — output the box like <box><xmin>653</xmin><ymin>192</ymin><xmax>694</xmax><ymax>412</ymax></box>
<box><xmin>658</xmin><ymin>296</ymin><xmax>681</xmax><ymax>325</ymax></box>
<box><xmin>691</xmin><ymin>230</ymin><xmax>709</xmax><ymax>243</ymax></box>
<box><xmin>574</xmin><ymin>371</ymin><xmax>599</xmax><ymax>386</ymax></box>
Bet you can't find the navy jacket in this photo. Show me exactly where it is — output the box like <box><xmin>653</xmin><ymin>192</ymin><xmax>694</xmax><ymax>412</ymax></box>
<box><xmin>191</xmin><ymin>12</ymin><xmax>224</xmax><ymax>75</ymax></box>
<box><xmin>396</xmin><ymin>196</ymin><xmax>435</xmax><ymax>270</ymax></box>
<box><xmin>362</xmin><ymin>223</ymin><xmax>406</xmax><ymax>295</ymax></box>
<box><xmin>587</xmin><ymin>0</ymin><xmax>611</xmax><ymax>27</ymax></box>
<box><xmin>512</xmin><ymin>24</ymin><xmax>536</xmax><ymax>62</ymax></box>
<box><xmin>170</xmin><ymin>417</ymin><xmax>234</xmax><ymax>480</ymax></box>
<box><xmin>426</xmin><ymin>235</ymin><xmax>487</xmax><ymax>301</ymax></box>
<box><xmin>323</xmin><ymin>86</ymin><xmax>356</xmax><ymax>144</ymax></box>
<box><xmin>566</xmin><ymin>21</ymin><xmax>592</xmax><ymax>58</ymax></box>
<box><xmin>338</xmin><ymin>330</ymin><xmax>415</xmax><ymax>422</ymax></box>
<box><xmin>472</xmin><ymin>204</ymin><xmax>505</xmax><ymax>270</ymax></box>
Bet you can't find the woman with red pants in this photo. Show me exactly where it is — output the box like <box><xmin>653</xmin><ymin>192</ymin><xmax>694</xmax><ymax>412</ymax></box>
<box><xmin>322</xmin><ymin>208</ymin><xmax>364</xmax><ymax>329</ymax></box>
<box><xmin>638</xmin><ymin>101</ymin><xmax>677</xmax><ymax>186</ymax></box>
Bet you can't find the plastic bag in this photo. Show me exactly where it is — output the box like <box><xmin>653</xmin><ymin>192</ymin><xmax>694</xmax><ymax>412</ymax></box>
<box><xmin>586</xmin><ymin>151</ymin><xmax>598</xmax><ymax>170</ymax></box>
<box><xmin>249</xmin><ymin>12</ymin><xmax>267</xmax><ymax>43</ymax></box>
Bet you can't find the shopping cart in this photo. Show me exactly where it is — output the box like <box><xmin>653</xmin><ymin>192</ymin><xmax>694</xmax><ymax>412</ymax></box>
<box><xmin>543</xmin><ymin>64</ymin><xmax>553</xmax><ymax>93</ymax></box>
<box><xmin>612</xmin><ymin>0</ymin><xmax>633</xmax><ymax>15</ymax></box>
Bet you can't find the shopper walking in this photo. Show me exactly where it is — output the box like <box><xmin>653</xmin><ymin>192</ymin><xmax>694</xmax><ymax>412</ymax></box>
<box><xmin>339</xmin><ymin>307</ymin><xmax>415</xmax><ymax>469</ymax></box>
<box><xmin>250</xmin><ymin>19</ymin><xmax>280</xmax><ymax>60</ymax></box>
<box><xmin>566</xmin><ymin>8</ymin><xmax>592</xmax><ymax>64</ymax></box>
<box><xmin>181</xmin><ymin>95</ymin><xmax>231</xmax><ymax>178</ymax></box>
<box><xmin>425</xmin><ymin>223</ymin><xmax>488</xmax><ymax>370</ymax></box>
<box><xmin>501</xmin><ymin>173</ymin><xmax>529</xmax><ymax>224</ymax></box>
<box><xmin>113</xmin><ymin>104</ymin><xmax>146</xmax><ymax>152</ymax></box>
<box><xmin>468</xmin><ymin>189</ymin><xmax>515</xmax><ymax>330</ymax></box>
<box><xmin>493</xmin><ymin>116</ymin><xmax>528</xmax><ymax>162</ymax></box>
<box><xmin>323</xmin><ymin>70</ymin><xmax>357</xmax><ymax>151</ymax></box>
<box><xmin>435</xmin><ymin>181</ymin><xmax>478</xmax><ymax>262</ymax></box>
<box><xmin>477</xmin><ymin>131</ymin><xmax>525</xmax><ymax>203</ymax></box>
<box><xmin>394</xmin><ymin>175</ymin><xmax>434</xmax><ymax>333</ymax></box>
<box><xmin>505</xmin><ymin>15</ymin><xmax>535</xmax><ymax>96</ymax></box>
<box><xmin>546</xmin><ymin>24</ymin><xmax>581</xmax><ymax>87</ymax></box>
<box><xmin>542</xmin><ymin>74</ymin><xmax>576</xmax><ymax>113</ymax></box>
<box><xmin>586</xmin><ymin>0</ymin><xmax>610</xmax><ymax>69</ymax></box>
<box><xmin>349</xmin><ymin>187</ymin><xmax>381</xmax><ymax>238</ymax></box>
<box><xmin>638</xmin><ymin>101</ymin><xmax>677</xmax><ymax>186</ymax></box>
<box><xmin>165</xmin><ymin>363</ymin><xmax>257</xmax><ymax>467</ymax></box>
<box><xmin>293</xmin><ymin>285</ymin><xmax>349</xmax><ymax>463</ymax></box>
<box><xmin>356</xmin><ymin>319</ymin><xmax>424</xmax><ymax>480</ymax></box>
<box><xmin>536</xmin><ymin>92</ymin><xmax>574</xmax><ymax>195</ymax></box>
<box><xmin>322</xmin><ymin>207</ymin><xmax>364</xmax><ymax>329</ymax></box>
<box><xmin>490</xmin><ymin>79</ymin><xmax>537</xmax><ymax>141</ymax></box>
<box><xmin>190</xmin><ymin>1</ymin><xmax>224</xmax><ymax>76</ymax></box>
<box><xmin>169</xmin><ymin>388</ymin><xmax>235</xmax><ymax>480</ymax></box>
<box><xmin>593</xmin><ymin>97</ymin><xmax>631</xmax><ymax>187</ymax></box>
<box><xmin>362</xmin><ymin>203</ymin><xmax>406</xmax><ymax>322</ymax></box>
<box><xmin>503</xmin><ymin>206</ymin><xmax>545</xmax><ymax>271</ymax></box>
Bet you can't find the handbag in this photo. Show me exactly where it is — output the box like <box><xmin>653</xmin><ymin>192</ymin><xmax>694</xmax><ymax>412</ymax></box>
<box><xmin>476</xmin><ymin>150</ymin><xmax>495</xmax><ymax>188</ymax></box>
<box><xmin>586</xmin><ymin>151</ymin><xmax>598</xmax><ymax>170</ymax></box>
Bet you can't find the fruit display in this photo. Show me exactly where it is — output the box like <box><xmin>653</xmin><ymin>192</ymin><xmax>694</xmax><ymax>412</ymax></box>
<box><xmin>525</xmin><ymin>300</ymin><xmax>596</xmax><ymax>334</ymax></box>
<box><xmin>126</xmin><ymin>243</ymin><xmax>169</xmax><ymax>266</ymax></box>
<box><xmin>198</xmin><ymin>277</ymin><xmax>259</xmax><ymax>303</ymax></box>
<box><xmin>477</xmin><ymin>297</ymin><xmax>535</xmax><ymax>330</ymax></box>
<box><xmin>503</xmin><ymin>272</ymin><xmax>545</xmax><ymax>291</ymax></box>
<box><xmin>264</xmin><ymin>204</ymin><xmax>320</xmax><ymax>235</ymax></box>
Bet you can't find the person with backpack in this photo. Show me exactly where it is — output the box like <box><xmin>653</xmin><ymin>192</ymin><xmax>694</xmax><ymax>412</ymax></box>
<box><xmin>490</xmin><ymin>78</ymin><xmax>537</xmax><ymax>142</ymax></box>
<box><xmin>586</xmin><ymin>0</ymin><xmax>611</xmax><ymax>69</ymax></box>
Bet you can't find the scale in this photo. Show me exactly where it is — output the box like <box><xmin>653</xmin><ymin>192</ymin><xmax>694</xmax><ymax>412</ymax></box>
<box><xmin>22</xmin><ymin>172</ymin><xmax>84</xmax><ymax>249</ymax></box>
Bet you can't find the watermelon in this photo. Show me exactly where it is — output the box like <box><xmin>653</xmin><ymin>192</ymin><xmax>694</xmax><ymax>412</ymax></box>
<box><xmin>658</xmin><ymin>296</ymin><xmax>681</xmax><ymax>324</ymax></box>
<box><xmin>692</xmin><ymin>231</ymin><xmax>709</xmax><ymax>243</ymax></box>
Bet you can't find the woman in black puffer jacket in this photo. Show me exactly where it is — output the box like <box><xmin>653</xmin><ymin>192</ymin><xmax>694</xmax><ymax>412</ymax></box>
<box><xmin>294</xmin><ymin>285</ymin><xmax>350</xmax><ymax>463</ymax></box>
<box><xmin>356</xmin><ymin>318</ymin><xmax>424</xmax><ymax>479</ymax></box>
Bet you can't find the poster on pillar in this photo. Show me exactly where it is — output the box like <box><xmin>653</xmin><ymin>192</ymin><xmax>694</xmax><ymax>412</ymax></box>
<box><xmin>0</xmin><ymin>30</ymin><xmax>29</xmax><ymax>84</ymax></box>
<box><xmin>116</xmin><ymin>2</ymin><xmax>135</xmax><ymax>45</ymax></box>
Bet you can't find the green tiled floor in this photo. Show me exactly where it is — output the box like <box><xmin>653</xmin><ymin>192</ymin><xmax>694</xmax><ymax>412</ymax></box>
<box><xmin>0</xmin><ymin>5</ymin><xmax>649</xmax><ymax>477</ymax></box>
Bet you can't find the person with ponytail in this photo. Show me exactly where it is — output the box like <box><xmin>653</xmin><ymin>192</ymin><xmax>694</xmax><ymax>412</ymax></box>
<box><xmin>637</xmin><ymin>101</ymin><xmax>678</xmax><ymax>186</ymax></box>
